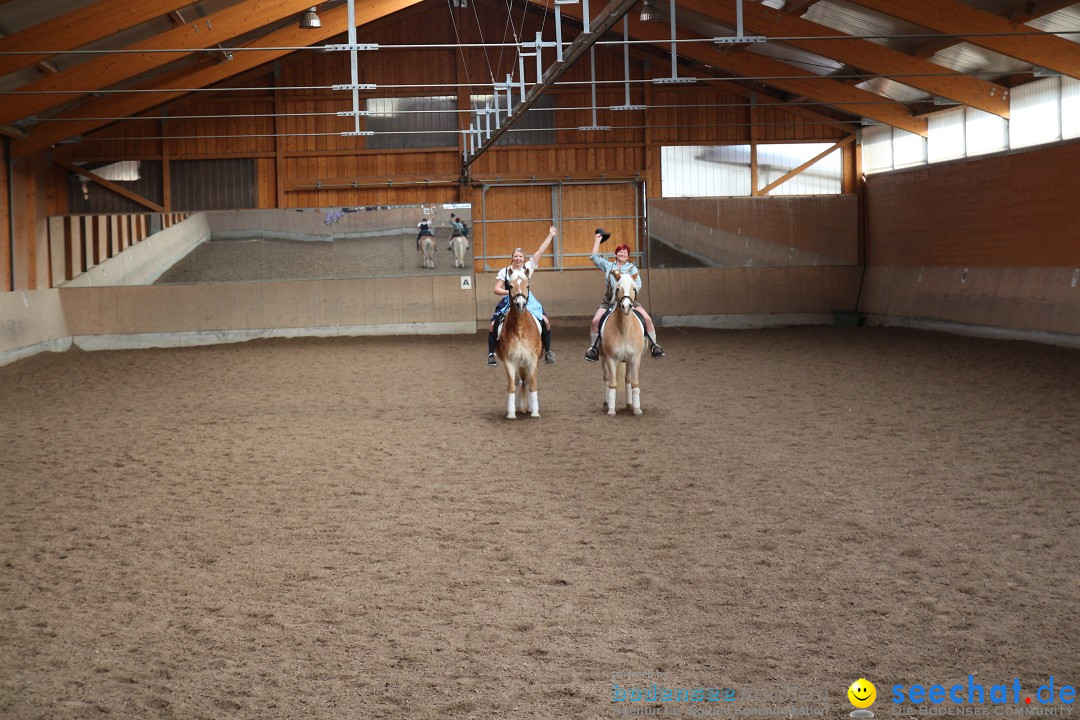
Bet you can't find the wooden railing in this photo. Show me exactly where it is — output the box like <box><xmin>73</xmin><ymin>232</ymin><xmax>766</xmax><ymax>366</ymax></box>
<box><xmin>47</xmin><ymin>212</ymin><xmax>190</xmax><ymax>286</ymax></box>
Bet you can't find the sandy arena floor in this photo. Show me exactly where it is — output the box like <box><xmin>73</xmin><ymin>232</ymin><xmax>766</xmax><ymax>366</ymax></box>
<box><xmin>1</xmin><ymin>326</ymin><xmax>1078</xmax><ymax>719</ymax></box>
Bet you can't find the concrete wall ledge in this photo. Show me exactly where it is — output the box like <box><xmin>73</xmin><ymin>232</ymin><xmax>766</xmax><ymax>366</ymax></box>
<box><xmin>71</xmin><ymin>322</ymin><xmax>477</xmax><ymax>351</ymax></box>
<box><xmin>0</xmin><ymin>337</ymin><xmax>73</xmax><ymax>367</ymax></box>
<box><xmin>662</xmin><ymin>313</ymin><xmax>835</xmax><ymax>330</ymax></box>
<box><xmin>865</xmin><ymin>315</ymin><xmax>1080</xmax><ymax>350</ymax></box>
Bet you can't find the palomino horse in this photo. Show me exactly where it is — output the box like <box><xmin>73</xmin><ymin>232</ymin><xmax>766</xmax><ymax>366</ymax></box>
<box><xmin>451</xmin><ymin>235</ymin><xmax>468</xmax><ymax>269</ymax></box>
<box><xmin>600</xmin><ymin>270</ymin><xmax>646</xmax><ymax>416</ymax></box>
<box><xmin>496</xmin><ymin>266</ymin><xmax>542</xmax><ymax>419</ymax></box>
<box><xmin>419</xmin><ymin>234</ymin><xmax>436</xmax><ymax>269</ymax></box>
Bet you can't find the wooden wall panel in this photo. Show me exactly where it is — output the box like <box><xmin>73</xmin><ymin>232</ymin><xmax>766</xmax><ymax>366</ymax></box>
<box><xmin>165</xmin><ymin>98</ymin><xmax>276</xmax><ymax>158</ymax></box>
<box><xmin>0</xmin><ymin>138</ymin><xmax>7</xmax><ymax>290</ymax></box>
<box><xmin>866</xmin><ymin>139</ymin><xmax>1080</xmax><ymax>267</ymax></box>
<box><xmin>560</xmin><ymin>183</ymin><xmax>639</xmax><ymax>268</ymax></box>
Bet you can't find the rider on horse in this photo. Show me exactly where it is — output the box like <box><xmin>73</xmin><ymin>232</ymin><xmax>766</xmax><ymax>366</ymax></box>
<box><xmin>416</xmin><ymin>215</ymin><xmax>434</xmax><ymax>250</ymax></box>
<box><xmin>583</xmin><ymin>229</ymin><xmax>665</xmax><ymax>362</ymax></box>
<box><xmin>487</xmin><ymin>225</ymin><xmax>558</xmax><ymax>367</ymax></box>
<box><xmin>448</xmin><ymin>215</ymin><xmax>469</xmax><ymax>252</ymax></box>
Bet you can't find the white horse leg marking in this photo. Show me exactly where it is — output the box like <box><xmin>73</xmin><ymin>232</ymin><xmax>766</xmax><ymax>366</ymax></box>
<box><xmin>528</xmin><ymin>390</ymin><xmax>539</xmax><ymax>417</ymax></box>
<box><xmin>632</xmin><ymin>386</ymin><xmax>642</xmax><ymax>415</ymax></box>
<box><xmin>506</xmin><ymin>392</ymin><xmax>517</xmax><ymax>419</ymax></box>
<box><xmin>606</xmin><ymin>387</ymin><xmax>617</xmax><ymax>416</ymax></box>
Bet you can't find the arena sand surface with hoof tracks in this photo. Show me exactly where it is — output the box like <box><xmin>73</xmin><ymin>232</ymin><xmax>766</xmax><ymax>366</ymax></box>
<box><xmin>1</xmin><ymin>326</ymin><xmax>1078</xmax><ymax>719</ymax></box>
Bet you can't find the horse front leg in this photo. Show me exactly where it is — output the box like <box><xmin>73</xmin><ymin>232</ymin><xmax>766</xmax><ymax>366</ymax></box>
<box><xmin>602</xmin><ymin>358</ymin><xmax>618</xmax><ymax>416</ymax></box>
<box><xmin>626</xmin><ymin>358</ymin><xmax>642</xmax><ymax>416</ymax></box>
<box><xmin>527</xmin><ymin>367</ymin><xmax>540</xmax><ymax>418</ymax></box>
<box><xmin>504</xmin><ymin>363</ymin><xmax>518</xmax><ymax>419</ymax></box>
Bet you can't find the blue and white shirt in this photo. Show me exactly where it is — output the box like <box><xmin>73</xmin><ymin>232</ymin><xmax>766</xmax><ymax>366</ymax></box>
<box><xmin>495</xmin><ymin>260</ymin><xmax>544</xmax><ymax>320</ymax></box>
<box><xmin>590</xmin><ymin>254</ymin><xmax>642</xmax><ymax>291</ymax></box>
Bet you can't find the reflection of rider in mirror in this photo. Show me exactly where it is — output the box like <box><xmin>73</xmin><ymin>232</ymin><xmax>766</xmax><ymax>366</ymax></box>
<box><xmin>448</xmin><ymin>215</ymin><xmax>469</xmax><ymax>252</ymax></box>
<box><xmin>416</xmin><ymin>215</ymin><xmax>434</xmax><ymax>250</ymax></box>
<box><xmin>487</xmin><ymin>225</ymin><xmax>557</xmax><ymax>367</ymax></box>
<box><xmin>584</xmin><ymin>230</ymin><xmax>665</xmax><ymax>362</ymax></box>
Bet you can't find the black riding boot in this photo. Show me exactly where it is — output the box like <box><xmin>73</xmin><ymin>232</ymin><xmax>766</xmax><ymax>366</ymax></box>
<box><xmin>487</xmin><ymin>330</ymin><xmax>498</xmax><ymax>366</ymax></box>
<box><xmin>541</xmin><ymin>321</ymin><xmax>555</xmax><ymax>364</ymax></box>
<box><xmin>584</xmin><ymin>335</ymin><xmax>600</xmax><ymax>362</ymax></box>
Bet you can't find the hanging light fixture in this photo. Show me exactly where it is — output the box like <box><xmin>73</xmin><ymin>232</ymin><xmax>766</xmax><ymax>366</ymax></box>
<box><xmin>639</xmin><ymin>0</ymin><xmax>662</xmax><ymax>22</ymax></box>
<box><xmin>299</xmin><ymin>6</ymin><xmax>321</xmax><ymax>29</ymax></box>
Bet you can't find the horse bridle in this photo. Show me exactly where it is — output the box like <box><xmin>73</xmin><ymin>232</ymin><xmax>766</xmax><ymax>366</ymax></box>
<box><xmin>506</xmin><ymin>266</ymin><xmax>531</xmax><ymax>308</ymax></box>
<box><xmin>615</xmin><ymin>281</ymin><xmax>636</xmax><ymax>313</ymax></box>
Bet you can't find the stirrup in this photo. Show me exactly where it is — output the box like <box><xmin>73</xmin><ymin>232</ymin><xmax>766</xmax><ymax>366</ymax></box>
<box><xmin>487</xmin><ymin>353</ymin><xmax>497</xmax><ymax>366</ymax></box>
<box><xmin>544</xmin><ymin>350</ymin><xmax>556</xmax><ymax>364</ymax></box>
<box><xmin>651</xmin><ymin>344</ymin><xmax>665</xmax><ymax>359</ymax></box>
<box><xmin>584</xmin><ymin>346</ymin><xmax>599</xmax><ymax>363</ymax></box>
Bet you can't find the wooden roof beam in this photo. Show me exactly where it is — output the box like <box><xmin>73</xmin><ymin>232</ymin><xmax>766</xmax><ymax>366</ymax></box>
<box><xmin>0</xmin><ymin>0</ymin><xmax>200</xmax><ymax>78</ymax></box>
<box><xmin>843</xmin><ymin>0</ymin><xmax>1080</xmax><ymax>80</ymax></box>
<box><xmin>11</xmin><ymin>0</ymin><xmax>426</xmax><ymax>158</ymax></box>
<box><xmin>1010</xmin><ymin>0</ymin><xmax>1080</xmax><ymax>23</ymax></box>
<box><xmin>676</xmin><ymin>0</ymin><xmax>1010</xmax><ymax>116</ymax></box>
<box><xmin>910</xmin><ymin>0</ymin><xmax>1079</xmax><ymax>60</ymax></box>
<box><xmin>638</xmin><ymin>55</ymin><xmax>860</xmax><ymax>137</ymax></box>
<box><xmin>783</xmin><ymin>0</ymin><xmax>825</xmax><ymax>16</ymax></box>
<box><xmin>530</xmin><ymin>0</ymin><xmax>927</xmax><ymax>135</ymax></box>
<box><xmin>0</xmin><ymin>0</ymin><xmax>325</xmax><ymax>129</ymax></box>
<box><xmin>55</xmin><ymin>158</ymin><xmax>165</xmax><ymax>212</ymax></box>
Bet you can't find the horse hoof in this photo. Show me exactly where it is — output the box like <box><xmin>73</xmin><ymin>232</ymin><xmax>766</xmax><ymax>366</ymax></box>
<box><xmin>506</xmin><ymin>413</ymin><xmax>516</xmax><ymax>419</ymax></box>
<box><xmin>606</xmin><ymin>409</ymin><xmax>616</xmax><ymax>416</ymax></box>
<box><xmin>530</xmin><ymin>411</ymin><xmax>540</xmax><ymax>418</ymax></box>
<box><xmin>633</xmin><ymin>408</ymin><xmax>643</xmax><ymax>416</ymax></box>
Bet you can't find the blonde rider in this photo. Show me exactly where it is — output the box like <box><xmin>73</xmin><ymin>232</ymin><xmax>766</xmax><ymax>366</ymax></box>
<box><xmin>487</xmin><ymin>226</ymin><xmax>558</xmax><ymax>366</ymax></box>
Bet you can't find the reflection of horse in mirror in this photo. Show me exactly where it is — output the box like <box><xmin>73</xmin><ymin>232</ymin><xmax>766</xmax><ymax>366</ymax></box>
<box><xmin>451</xmin><ymin>235</ymin><xmax>468</xmax><ymax>269</ymax></box>
<box><xmin>419</xmin><ymin>234</ymin><xmax>436</xmax><ymax>269</ymax></box>
<box><xmin>496</xmin><ymin>266</ymin><xmax>542</xmax><ymax>419</ymax></box>
<box><xmin>600</xmin><ymin>271</ymin><xmax>646</xmax><ymax>416</ymax></box>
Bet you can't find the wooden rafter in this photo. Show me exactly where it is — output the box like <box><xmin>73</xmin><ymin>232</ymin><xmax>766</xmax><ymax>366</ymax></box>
<box><xmin>638</xmin><ymin>52</ymin><xmax>860</xmax><ymax>137</ymax></box>
<box><xmin>843</xmin><ymin>0</ymin><xmax>1080</xmax><ymax>80</ymax></box>
<box><xmin>11</xmin><ymin>0</ymin><xmax>426</xmax><ymax>158</ymax></box>
<box><xmin>0</xmin><ymin>0</ymin><xmax>325</xmax><ymax>129</ymax></box>
<box><xmin>0</xmin><ymin>0</ymin><xmax>199</xmax><ymax>78</ymax></box>
<box><xmin>910</xmin><ymin>0</ymin><xmax>1079</xmax><ymax>60</ymax></box>
<box><xmin>783</xmin><ymin>0</ymin><xmax>825</xmax><ymax>16</ymax></box>
<box><xmin>531</xmin><ymin>0</ymin><xmax>927</xmax><ymax>135</ymax></box>
<box><xmin>1010</xmin><ymin>0</ymin><xmax>1080</xmax><ymax>24</ymax></box>
<box><xmin>679</xmin><ymin>0</ymin><xmax>1010</xmax><ymax>117</ymax></box>
<box><xmin>55</xmin><ymin>158</ymin><xmax>165</xmax><ymax>212</ymax></box>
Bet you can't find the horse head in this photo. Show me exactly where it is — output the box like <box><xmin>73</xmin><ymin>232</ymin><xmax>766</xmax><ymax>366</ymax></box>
<box><xmin>506</xmin><ymin>265</ymin><xmax>532</xmax><ymax>312</ymax></box>
<box><xmin>612</xmin><ymin>270</ymin><xmax>637</xmax><ymax>315</ymax></box>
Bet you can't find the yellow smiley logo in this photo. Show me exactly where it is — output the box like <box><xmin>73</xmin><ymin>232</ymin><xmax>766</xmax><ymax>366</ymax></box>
<box><xmin>848</xmin><ymin>678</ymin><xmax>876</xmax><ymax>709</ymax></box>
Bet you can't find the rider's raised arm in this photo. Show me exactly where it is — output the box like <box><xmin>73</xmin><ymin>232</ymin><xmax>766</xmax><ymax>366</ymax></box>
<box><xmin>530</xmin><ymin>226</ymin><xmax>557</xmax><ymax>268</ymax></box>
<box><xmin>589</xmin><ymin>233</ymin><xmax>610</xmax><ymax>271</ymax></box>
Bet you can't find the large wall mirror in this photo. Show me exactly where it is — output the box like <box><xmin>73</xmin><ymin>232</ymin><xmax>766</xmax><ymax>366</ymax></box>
<box><xmin>154</xmin><ymin>204</ymin><xmax>473</xmax><ymax>284</ymax></box>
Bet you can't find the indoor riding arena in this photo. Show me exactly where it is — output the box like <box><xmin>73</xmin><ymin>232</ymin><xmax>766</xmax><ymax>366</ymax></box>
<box><xmin>1</xmin><ymin>2</ymin><xmax>1078</xmax><ymax>719</ymax></box>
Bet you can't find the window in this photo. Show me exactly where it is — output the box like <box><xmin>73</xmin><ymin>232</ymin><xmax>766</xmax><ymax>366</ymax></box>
<box><xmin>470</xmin><ymin>93</ymin><xmax>556</xmax><ymax>146</ymax></box>
<box><xmin>660</xmin><ymin>143</ymin><xmax>841</xmax><ymax>197</ymax></box>
<box><xmin>365</xmin><ymin>96</ymin><xmax>457</xmax><ymax>149</ymax></box>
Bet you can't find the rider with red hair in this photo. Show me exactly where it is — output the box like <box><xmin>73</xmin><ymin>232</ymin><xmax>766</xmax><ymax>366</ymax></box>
<box><xmin>583</xmin><ymin>229</ymin><xmax>665</xmax><ymax>362</ymax></box>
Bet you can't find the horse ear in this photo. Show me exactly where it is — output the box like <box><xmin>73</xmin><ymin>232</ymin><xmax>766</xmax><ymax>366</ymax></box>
<box><xmin>525</xmin><ymin>266</ymin><xmax>533</xmax><ymax>278</ymax></box>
